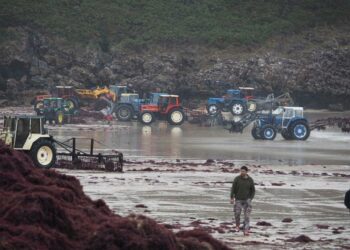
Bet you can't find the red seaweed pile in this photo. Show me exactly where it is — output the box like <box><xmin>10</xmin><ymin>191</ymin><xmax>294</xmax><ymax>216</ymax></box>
<box><xmin>0</xmin><ymin>141</ymin><xmax>231</xmax><ymax>250</ymax></box>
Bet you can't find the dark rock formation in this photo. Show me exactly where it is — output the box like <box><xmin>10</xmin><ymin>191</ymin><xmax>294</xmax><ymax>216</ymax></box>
<box><xmin>1</xmin><ymin>26</ymin><xmax>350</xmax><ymax>109</ymax></box>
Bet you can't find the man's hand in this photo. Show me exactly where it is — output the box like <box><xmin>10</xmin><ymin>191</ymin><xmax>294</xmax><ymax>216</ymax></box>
<box><xmin>230</xmin><ymin>198</ymin><xmax>235</xmax><ymax>204</ymax></box>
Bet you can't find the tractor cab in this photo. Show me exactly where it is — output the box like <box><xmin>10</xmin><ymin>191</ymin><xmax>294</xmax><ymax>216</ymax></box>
<box><xmin>120</xmin><ymin>93</ymin><xmax>141</xmax><ymax>109</ymax></box>
<box><xmin>1</xmin><ymin>116</ymin><xmax>47</xmax><ymax>149</ymax></box>
<box><xmin>281</xmin><ymin>107</ymin><xmax>304</xmax><ymax>128</ymax></box>
<box><xmin>119</xmin><ymin>93</ymin><xmax>139</xmax><ymax>103</ymax></box>
<box><xmin>225</xmin><ymin>89</ymin><xmax>241</xmax><ymax>99</ymax></box>
<box><xmin>52</xmin><ymin>86</ymin><xmax>75</xmax><ymax>97</ymax></box>
<box><xmin>148</xmin><ymin>92</ymin><xmax>168</xmax><ymax>104</ymax></box>
<box><xmin>0</xmin><ymin>116</ymin><xmax>46</xmax><ymax>149</ymax></box>
<box><xmin>110</xmin><ymin>85</ymin><xmax>128</xmax><ymax>98</ymax></box>
<box><xmin>238</xmin><ymin>87</ymin><xmax>255</xmax><ymax>100</ymax></box>
<box><xmin>224</xmin><ymin>87</ymin><xmax>254</xmax><ymax>100</ymax></box>
<box><xmin>268</xmin><ymin>106</ymin><xmax>304</xmax><ymax>128</ymax></box>
<box><xmin>0</xmin><ymin>115</ymin><xmax>56</xmax><ymax>168</ymax></box>
<box><xmin>158</xmin><ymin>95</ymin><xmax>180</xmax><ymax>113</ymax></box>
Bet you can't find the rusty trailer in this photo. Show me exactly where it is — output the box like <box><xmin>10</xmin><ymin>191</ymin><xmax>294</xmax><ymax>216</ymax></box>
<box><xmin>54</xmin><ymin>138</ymin><xmax>123</xmax><ymax>172</ymax></box>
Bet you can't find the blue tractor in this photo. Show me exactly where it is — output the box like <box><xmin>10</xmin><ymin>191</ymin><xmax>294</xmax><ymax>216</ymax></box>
<box><xmin>113</xmin><ymin>92</ymin><xmax>167</xmax><ymax>121</ymax></box>
<box><xmin>228</xmin><ymin>107</ymin><xmax>311</xmax><ymax>140</ymax></box>
<box><xmin>207</xmin><ymin>87</ymin><xmax>257</xmax><ymax>116</ymax></box>
<box><xmin>113</xmin><ymin>93</ymin><xmax>142</xmax><ymax>121</ymax></box>
<box><xmin>251</xmin><ymin>107</ymin><xmax>310</xmax><ymax>140</ymax></box>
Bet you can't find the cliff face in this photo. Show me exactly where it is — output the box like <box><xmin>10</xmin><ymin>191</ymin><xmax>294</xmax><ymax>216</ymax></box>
<box><xmin>0</xmin><ymin>26</ymin><xmax>349</xmax><ymax>109</ymax></box>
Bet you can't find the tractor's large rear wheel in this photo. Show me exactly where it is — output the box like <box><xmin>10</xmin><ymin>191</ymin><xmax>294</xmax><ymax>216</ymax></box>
<box><xmin>168</xmin><ymin>109</ymin><xmax>185</xmax><ymax>125</ymax></box>
<box><xmin>260</xmin><ymin>125</ymin><xmax>277</xmax><ymax>140</ymax></box>
<box><xmin>29</xmin><ymin>139</ymin><xmax>56</xmax><ymax>169</ymax></box>
<box><xmin>230</xmin><ymin>101</ymin><xmax>245</xmax><ymax>116</ymax></box>
<box><xmin>140</xmin><ymin>111</ymin><xmax>155</xmax><ymax>125</ymax></box>
<box><xmin>251</xmin><ymin>127</ymin><xmax>261</xmax><ymax>140</ymax></box>
<box><xmin>65</xmin><ymin>98</ymin><xmax>79</xmax><ymax>112</ymax></box>
<box><xmin>289</xmin><ymin>121</ymin><xmax>310</xmax><ymax>140</ymax></box>
<box><xmin>207</xmin><ymin>104</ymin><xmax>220</xmax><ymax>116</ymax></box>
<box><xmin>115</xmin><ymin>105</ymin><xmax>133</xmax><ymax>121</ymax></box>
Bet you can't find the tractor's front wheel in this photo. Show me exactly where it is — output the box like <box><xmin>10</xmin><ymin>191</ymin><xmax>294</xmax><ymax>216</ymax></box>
<box><xmin>115</xmin><ymin>105</ymin><xmax>133</xmax><ymax>121</ymax></box>
<box><xmin>140</xmin><ymin>111</ymin><xmax>155</xmax><ymax>125</ymax></box>
<box><xmin>230</xmin><ymin>101</ymin><xmax>245</xmax><ymax>116</ymax></box>
<box><xmin>251</xmin><ymin>127</ymin><xmax>261</xmax><ymax>140</ymax></box>
<box><xmin>289</xmin><ymin>121</ymin><xmax>310</xmax><ymax>140</ymax></box>
<box><xmin>168</xmin><ymin>109</ymin><xmax>185</xmax><ymax>125</ymax></box>
<box><xmin>260</xmin><ymin>125</ymin><xmax>277</xmax><ymax>140</ymax></box>
<box><xmin>29</xmin><ymin>139</ymin><xmax>56</xmax><ymax>168</ymax></box>
<box><xmin>207</xmin><ymin>104</ymin><xmax>220</xmax><ymax>116</ymax></box>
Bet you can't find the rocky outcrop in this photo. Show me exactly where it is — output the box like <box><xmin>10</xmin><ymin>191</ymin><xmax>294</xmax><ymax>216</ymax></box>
<box><xmin>0</xmin><ymin>26</ymin><xmax>349</xmax><ymax>109</ymax></box>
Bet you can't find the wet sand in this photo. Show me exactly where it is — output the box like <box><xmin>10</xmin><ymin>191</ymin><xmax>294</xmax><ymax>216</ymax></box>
<box><xmin>59</xmin><ymin>162</ymin><xmax>350</xmax><ymax>249</ymax></box>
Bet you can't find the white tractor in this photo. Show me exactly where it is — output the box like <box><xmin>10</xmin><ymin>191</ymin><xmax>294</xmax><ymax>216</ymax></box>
<box><xmin>0</xmin><ymin>115</ymin><xmax>56</xmax><ymax>168</ymax></box>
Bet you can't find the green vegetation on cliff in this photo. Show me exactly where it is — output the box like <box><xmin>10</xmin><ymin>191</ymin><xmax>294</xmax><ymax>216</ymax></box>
<box><xmin>0</xmin><ymin>0</ymin><xmax>349</xmax><ymax>49</ymax></box>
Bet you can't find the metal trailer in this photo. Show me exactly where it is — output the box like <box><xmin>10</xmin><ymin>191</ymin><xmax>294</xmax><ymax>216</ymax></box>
<box><xmin>54</xmin><ymin>137</ymin><xmax>123</xmax><ymax>172</ymax></box>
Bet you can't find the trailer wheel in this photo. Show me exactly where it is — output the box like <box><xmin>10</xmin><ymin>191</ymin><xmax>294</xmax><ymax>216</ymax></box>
<box><xmin>230</xmin><ymin>101</ymin><xmax>245</xmax><ymax>115</ymax></box>
<box><xmin>260</xmin><ymin>125</ymin><xmax>277</xmax><ymax>140</ymax></box>
<box><xmin>251</xmin><ymin>127</ymin><xmax>261</xmax><ymax>140</ymax></box>
<box><xmin>115</xmin><ymin>105</ymin><xmax>133</xmax><ymax>121</ymax></box>
<box><xmin>140</xmin><ymin>111</ymin><xmax>154</xmax><ymax>125</ymax></box>
<box><xmin>289</xmin><ymin>121</ymin><xmax>310</xmax><ymax>140</ymax></box>
<box><xmin>168</xmin><ymin>109</ymin><xmax>185</xmax><ymax>125</ymax></box>
<box><xmin>29</xmin><ymin>139</ymin><xmax>56</xmax><ymax>169</ymax></box>
<box><xmin>207</xmin><ymin>104</ymin><xmax>220</xmax><ymax>116</ymax></box>
<box><xmin>105</xmin><ymin>161</ymin><xmax>115</xmax><ymax>171</ymax></box>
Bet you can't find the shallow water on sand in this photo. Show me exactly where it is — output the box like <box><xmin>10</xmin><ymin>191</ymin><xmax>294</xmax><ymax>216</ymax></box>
<box><xmin>51</xmin><ymin>118</ymin><xmax>350</xmax><ymax>165</ymax></box>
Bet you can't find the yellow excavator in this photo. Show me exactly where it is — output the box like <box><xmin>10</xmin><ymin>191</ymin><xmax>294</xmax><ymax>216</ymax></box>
<box><xmin>75</xmin><ymin>86</ymin><xmax>117</xmax><ymax>102</ymax></box>
<box><xmin>33</xmin><ymin>85</ymin><xmax>128</xmax><ymax>112</ymax></box>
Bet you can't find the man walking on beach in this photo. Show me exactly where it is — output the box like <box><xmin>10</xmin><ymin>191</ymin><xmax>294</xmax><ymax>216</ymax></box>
<box><xmin>230</xmin><ymin>166</ymin><xmax>255</xmax><ymax>236</ymax></box>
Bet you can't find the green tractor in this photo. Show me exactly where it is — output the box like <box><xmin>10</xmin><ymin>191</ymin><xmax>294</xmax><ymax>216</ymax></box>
<box><xmin>35</xmin><ymin>97</ymin><xmax>74</xmax><ymax>125</ymax></box>
<box><xmin>0</xmin><ymin>115</ymin><xmax>56</xmax><ymax>168</ymax></box>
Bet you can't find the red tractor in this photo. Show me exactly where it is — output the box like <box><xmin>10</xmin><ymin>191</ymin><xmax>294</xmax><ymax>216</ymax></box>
<box><xmin>139</xmin><ymin>95</ymin><xmax>185</xmax><ymax>125</ymax></box>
